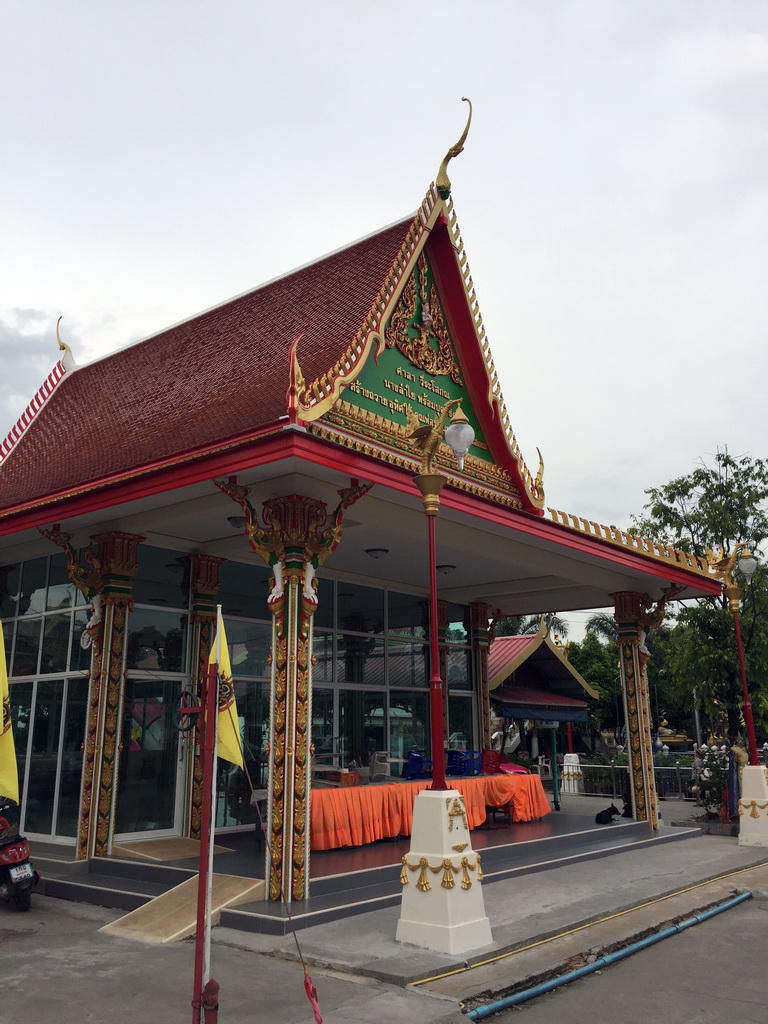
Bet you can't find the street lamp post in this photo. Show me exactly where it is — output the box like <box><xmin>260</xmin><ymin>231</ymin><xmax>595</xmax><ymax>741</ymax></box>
<box><xmin>708</xmin><ymin>543</ymin><xmax>759</xmax><ymax>765</ymax></box>
<box><xmin>397</xmin><ymin>401</ymin><xmax>493</xmax><ymax>954</ymax></box>
<box><xmin>707</xmin><ymin>544</ymin><xmax>768</xmax><ymax>848</ymax></box>
<box><xmin>411</xmin><ymin>401</ymin><xmax>475</xmax><ymax>791</ymax></box>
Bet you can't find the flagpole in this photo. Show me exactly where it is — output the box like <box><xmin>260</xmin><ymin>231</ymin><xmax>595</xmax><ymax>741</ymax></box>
<box><xmin>204</xmin><ymin>608</ymin><xmax>223</xmax><ymax>985</ymax></box>
<box><xmin>192</xmin><ymin>608</ymin><xmax>223</xmax><ymax>1024</ymax></box>
<box><xmin>192</xmin><ymin>652</ymin><xmax>217</xmax><ymax>1023</ymax></box>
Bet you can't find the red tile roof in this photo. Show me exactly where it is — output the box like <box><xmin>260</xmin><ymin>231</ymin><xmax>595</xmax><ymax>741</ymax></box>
<box><xmin>0</xmin><ymin>218</ymin><xmax>414</xmax><ymax>510</ymax></box>
<box><xmin>487</xmin><ymin>634</ymin><xmax>538</xmax><ymax>682</ymax></box>
<box><xmin>493</xmin><ymin>684</ymin><xmax>587</xmax><ymax>710</ymax></box>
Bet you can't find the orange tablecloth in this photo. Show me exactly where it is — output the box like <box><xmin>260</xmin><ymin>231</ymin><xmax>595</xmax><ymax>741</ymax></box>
<box><xmin>310</xmin><ymin>774</ymin><xmax>551</xmax><ymax>851</ymax></box>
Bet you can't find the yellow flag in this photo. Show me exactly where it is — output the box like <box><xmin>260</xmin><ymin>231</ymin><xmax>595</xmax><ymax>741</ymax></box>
<box><xmin>208</xmin><ymin>617</ymin><xmax>244</xmax><ymax>769</ymax></box>
<box><xmin>0</xmin><ymin>627</ymin><xmax>19</xmax><ymax>804</ymax></box>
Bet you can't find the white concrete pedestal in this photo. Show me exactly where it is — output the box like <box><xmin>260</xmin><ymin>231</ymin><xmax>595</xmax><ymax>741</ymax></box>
<box><xmin>561</xmin><ymin>753</ymin><xmax>583</xmax><ymax>795</ymax></box>
<box><xmin>738</xmin><ymin>765</ymin><xmax>768</xmax><ymax>847</ymax></box>
<box><xmin>396</xmin><ymin>789</ymin><xmax>492</xmax><ymax>954</ymax></box>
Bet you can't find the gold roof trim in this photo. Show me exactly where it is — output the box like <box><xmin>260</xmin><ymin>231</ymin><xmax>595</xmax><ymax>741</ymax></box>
<box><xmin>547</xmin><ymin>507</ymin><xmax>717</xmax><ymax>579</ymax></box>
<box><xmin>442</xmin><ymin>196</ymin><xmax>544</xmax><ymax>510</ymax></box>
<box><xmin>309</xmin><ymin>419</ymin><xmax>525</xmax><ymax>510</ymax></box>
<box><xmin>297</xmin><ymin>187</ymin><xmax>443</xmax><ymax>420</ymax></box>
<box><xmin>319</xmin><ymin>397</ymin><xmax>522</xmax><ymax>500</ymax></box>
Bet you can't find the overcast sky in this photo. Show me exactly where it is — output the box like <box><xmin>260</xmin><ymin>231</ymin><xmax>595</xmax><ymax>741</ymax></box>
<box><xmin>2</xmin><ymin>2</ymin><xmax>766</xmax><ymax>633</ymax></box>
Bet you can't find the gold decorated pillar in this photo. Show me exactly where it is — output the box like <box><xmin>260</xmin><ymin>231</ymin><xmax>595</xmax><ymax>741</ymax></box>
<box><xmin>40</xmin><ymin>528</ymin><xmax>144</xmax><ymax>858</ymax></box>
<box><xmin>470</xmin><ymin>603</ymin><xmax>493</xmax><ymax>750</ymax></box>
<box><xmin>187</xmin><ymin>554</ymin><xmax>226</xmax><ymax>840</ymax></box>
<box><xmin>87</xmin><ymin>532</ymin><xmax>144</xmax><ymax>857</ymax></box>
<box><xmin>215</xmin><ymin>478</ymin><xmax>372</xmax><ymax>901</ymax></box>
<box><xmin>612</xmin><ymin>591</ymin><xmax>659</xmax><ymax>828</ymax></box>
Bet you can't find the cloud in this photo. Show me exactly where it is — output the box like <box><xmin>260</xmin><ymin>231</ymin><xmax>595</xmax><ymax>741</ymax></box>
<box><xmin>0</xmin><ymin>310</ymin><xmax>74</xmax><ymax>438</ymax></box>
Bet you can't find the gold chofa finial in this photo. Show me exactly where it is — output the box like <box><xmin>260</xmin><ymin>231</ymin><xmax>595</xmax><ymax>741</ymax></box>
<box><xmin>436</xmin><ymin>97</ymin><xmax>473</xmax><ymax>199</ymax></box>
<box><xmin>55</xmin><ymin>316</ymin><xmax>77</xmax><ymax>372</ymax></box>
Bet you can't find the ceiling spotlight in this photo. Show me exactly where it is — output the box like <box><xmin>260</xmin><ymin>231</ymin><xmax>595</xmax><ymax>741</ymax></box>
<box><xmin>227</xmin><ymin>516</ymin><xmax>247</xmax><ymax>529</ymax></box>
<box><xmin>365</xmin><ymin>548</ymin><xmax>389</xmax><ymax>559</ymax></box>
<box><xmin>436</xmin><ymin>564</ymin><xmax>457</xmax><ymax>575</ymax></box>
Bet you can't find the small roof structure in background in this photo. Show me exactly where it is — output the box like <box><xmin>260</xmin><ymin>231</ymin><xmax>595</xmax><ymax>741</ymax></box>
<box><xmin>489</xmin><ymin>619</ymin><xmax>596</xmax><ymax>724</ymax></box>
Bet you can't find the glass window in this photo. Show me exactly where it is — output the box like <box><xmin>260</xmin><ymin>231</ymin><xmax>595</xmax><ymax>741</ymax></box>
<box><xmin>218</xmin><ymin>560</ymin><xmax>273</xmax><ymax>620</ymax></box>
<box><xmin>313</xmin><ymin>576</ymin><xmax>334</xmax><ymax>630</ymax></box>
<box><xmin>388</xmin><ymin>591</ymin><xmax>427</xmax><ymax>639</ymax></box>
<box><xmin>55</xmin><ymin>678</ymin><xmax>88</xmax><ymax>837</ymax></box>
<box><xmin>18</xmin><ymin>557</ymin><xmax>47</xmax><ymax>616</ymax></box>
<box><xmin>388</xmin><ymin>639</ymin><xmax>428</xmax><ymax>688</ymax></box>
<box><xmin>448</xmin><ymin>695</ymin><xmax>474</xmax><ymax>750</ymax></box>
<box><xmin>133</xmin><ymin>547</ymin><xmax>190</xmax><ymax>609</ymax></box>
<box><xmin>70</xmin><ymin>610</ymin><xmax>94</xmax><ymax>674</ymax></box>
<box><xmin>0</xmin><ymin>563</ymin><xmax>21</xmax><ymax>618</ymax></box>
<box><xmin>222</xmin><ymin>620</ymin><xmax>271</xmax><ymax>678</ymax></box>
<box><xmin>40</xmin><ymin>613</ymin><xmax>72</xmax><ymax>675</ymax></box>
<box><xmin>2</xmin><ymin>618</ymin><xmax>12</xmax><ymax>661</ymax></box>
<box><xmin>12</xmin><ymin>618</ymin><xmax>41</xmax><ymax>677</ymax></box>
<box><xmin>312</xmin><ymin>632</ymin><xmax>334</xmax><ymax>683</ymax></box>
<box><xmin>126</xmin><ymin>609</ymin><xmax>188</xmax><ymax>674</ymax></box>
<box><xmin>337</xmin><ymin>636</ymin><xmax>384</xmax><ymax>686</ymax></box>
<box><xmin>446</xmin><ymin>604</ymin><xmax>471</xmax><ymax>644</ymax></box>
<box><xmin>116</xmin><ymin>678</ymin><xmax>181</xmax><ymax>834</ymax></box>
<box><xmin>25</xmin><ymin>679</ymin><xmax>65</xmax><ymax>835</ymax></box>
<box><xmin>9</xmin><ymin>681</ymin><xmax>33</xmax><ymax>830</ymax></box>
<box><xmin>389</xmin><ymin>692</ymin><xmax>429</xmax><ymax>764</ymax></box>
<box><xmin>46</xmin><ymin>552</ymin><xmax>77</xmax><ymax>611</ymax></box>
<box><xmin>337</xmin><ymin>583</ymin><xmax>383</xmax><ymax>635</ymax></box>
<box><xmin>338</xmin><ymin>689</ymin><xmax>386</xmax><ymax>766</ymax></box>
<box><xmin>312</xmin><ymin>688</ymin><xmax>335</xmax><ymax>755</ymax></box>
<box><xmin>215</xmin><ymin>679</ymin><xmax>270</xmax><ymax>826</ymax></box>
<box><xmin>446</xmin><ymin>648</ymin><xmax>473</xmax><ymax>691</ymax></box>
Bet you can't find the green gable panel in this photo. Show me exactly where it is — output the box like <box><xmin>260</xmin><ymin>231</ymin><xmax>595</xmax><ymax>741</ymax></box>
<box><xmin>345</xmin><ymin>252</ymin><xmax>492</xmax><ymax>464</ymax></box>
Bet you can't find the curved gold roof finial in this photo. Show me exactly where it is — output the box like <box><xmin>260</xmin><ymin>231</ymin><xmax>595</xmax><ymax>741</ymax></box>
<box><xmin>55</xmin><ymin>316</ymin><xmax>77</xmax><ymax>372</ymax></box>
<box><xmin>436</xmin><ymin>97</ymin><xmax>472</xmax><ymax>199</ymax></box>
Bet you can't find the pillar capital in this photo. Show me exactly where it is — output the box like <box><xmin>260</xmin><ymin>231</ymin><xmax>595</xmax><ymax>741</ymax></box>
<box><xmin>91</xmin><ymin>531</ymin><xmax>145</xmax><ymax>597</ymax></box>
<box><xmin>189</xmin><ymin>553</ymin><xmax>226</xmax><ymax>621</ymax></box>
<box><xmin>470</xmin><ymin>603</ymin><xmax>493</xmax><ymax>646</ymax></box>
<box><xmin>611</xmin><ymin>591</ymin><xmax>652</xmax><ymax>629</ymax></box>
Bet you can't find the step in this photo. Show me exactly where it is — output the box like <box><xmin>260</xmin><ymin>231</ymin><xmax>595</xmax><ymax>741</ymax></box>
<box><xmin>218</xmin><ymin>825</ymin><xmax>700</xmax><ymax>936</ymax></box>
<box><xmin>41</xmin><ymin>873</ymin><xmax>171</xmax><ymax>912</ymax></box>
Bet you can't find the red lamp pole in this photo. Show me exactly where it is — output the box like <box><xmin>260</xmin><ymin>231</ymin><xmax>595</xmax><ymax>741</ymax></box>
<box><xmin>414</xmin><ymin>471</ymin><xmax>448</xmax><ymax>791</ymax></box>
<box><xmin>730</xmin><ymin>602</ymin><xmax>759</xmax><ymax>766</ymax></box>
<box><xmin>411</xmin><ymin>401</ymin><xmax>474</xmax><ymax>793</ymax></box>
<box><xmin>709</xmin><ymin>545</ymin><xmax>761</xmax><ymax>767</ymax></box>
<box><xmin>426</xmin><ymin>511</ymin><xmax>447</xmax><ymax>790</ymax></box>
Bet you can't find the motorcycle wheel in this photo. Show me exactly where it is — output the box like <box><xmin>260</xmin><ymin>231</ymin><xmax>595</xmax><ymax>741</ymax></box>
<box><xmin>13</xmin><ymin>887</ymin><xmax>31</xmax><ymax>912</ymax></box>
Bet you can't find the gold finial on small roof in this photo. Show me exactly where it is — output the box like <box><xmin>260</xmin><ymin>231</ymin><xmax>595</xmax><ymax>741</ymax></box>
<box><xmin>436</xmin><ymin>97</ymin><xmax>473</xmax><ymax>199</ymax></box>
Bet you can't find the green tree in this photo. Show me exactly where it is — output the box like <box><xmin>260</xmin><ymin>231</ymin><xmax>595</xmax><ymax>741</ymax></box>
<box><xmin>494</xmin><ymin>613</ymin><xmax>569</xmax><ymax>639</ymax></box>
<box><xmin>632</xmin><ymin>448</ymin><xmax>768</xmax><ymax>739</ymax></box>
<box><xmin>566</xmin><ymin>632</ymin><xmax>622</xmax><ymax>732</ymax></box>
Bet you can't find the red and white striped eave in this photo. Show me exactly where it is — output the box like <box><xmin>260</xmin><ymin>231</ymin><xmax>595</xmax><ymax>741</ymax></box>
<box><xmin>0</xmin><ymin>361</ymin><xmax>67</xmax><ymax>464</ymax></box>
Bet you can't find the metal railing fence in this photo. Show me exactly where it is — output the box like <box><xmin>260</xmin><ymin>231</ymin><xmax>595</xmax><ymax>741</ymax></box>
<box><xmin>578</xmin><ymin>762</ymin><xmax>697</xmax><ymax>801</ymax></box>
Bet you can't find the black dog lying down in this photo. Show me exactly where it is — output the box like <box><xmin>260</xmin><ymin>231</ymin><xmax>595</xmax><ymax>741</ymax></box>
<box><xmin>595</xmin><ymin>803</ymin><xmax>621</xmax><ymax>824</ymax></box>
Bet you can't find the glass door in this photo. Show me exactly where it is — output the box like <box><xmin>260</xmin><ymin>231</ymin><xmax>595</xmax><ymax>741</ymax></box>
<box><xmin>114</xmin><ymin>678</ymin><xmax>187</xmax><ymax>838</ymax></box>
<box><xmin>10</xmin><ymin>677</ymin><xmax>88</xmax><ymax>841</ymax></box>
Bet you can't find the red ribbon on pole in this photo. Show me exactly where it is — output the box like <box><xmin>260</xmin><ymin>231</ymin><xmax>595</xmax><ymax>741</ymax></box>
<box><xmin>303</xmin><ymin>971</ymin><xmax>323</xmax><ymax>1024</ymax></box>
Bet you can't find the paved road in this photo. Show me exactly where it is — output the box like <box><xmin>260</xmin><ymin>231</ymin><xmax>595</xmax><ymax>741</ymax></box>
<box><xmin>481</xmin><ymin>894</ymin><xmax>768</xmax><ymax>1024</ymax></box>
<box><xmin>1</xmin><ymin>895</ymin><xmax>464</xmax><ymax>1024</ymax></box>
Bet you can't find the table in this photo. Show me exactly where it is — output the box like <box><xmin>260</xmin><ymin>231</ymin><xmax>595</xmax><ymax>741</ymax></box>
<box><xmin>310</xmin><ymin>774</ymin><xmax>551</xmax><ymax>851</ymax></box>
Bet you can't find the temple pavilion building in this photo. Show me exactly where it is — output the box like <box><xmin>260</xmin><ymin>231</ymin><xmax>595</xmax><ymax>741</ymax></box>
<box><xmin>0</xmin><ymin>173</ymin><xmax>720</xmax><ymax>903</ymax></box>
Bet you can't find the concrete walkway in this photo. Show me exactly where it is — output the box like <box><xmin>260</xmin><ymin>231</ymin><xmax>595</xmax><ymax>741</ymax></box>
<box><xmin>6</xmin><ymin>798</ymin><xmax>767</xmax><ymax>1024</ymax></box>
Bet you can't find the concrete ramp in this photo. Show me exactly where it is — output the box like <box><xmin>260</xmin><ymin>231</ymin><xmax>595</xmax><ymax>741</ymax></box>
<box><xmin>112</xmin><ymin>837</ymin><xmax>233</xmax><ymax>861</ymax></box>
<box><xmin>99</xmin><ymin>873</ymin><xmax>265</xmax><ymax>944</ymax></box>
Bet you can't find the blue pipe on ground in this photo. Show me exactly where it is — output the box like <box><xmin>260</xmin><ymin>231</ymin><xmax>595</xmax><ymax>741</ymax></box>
<box><xmin>465</xmin><ymin>890</ymin><xmax>752</xmax><ymax>1020</ymax></box>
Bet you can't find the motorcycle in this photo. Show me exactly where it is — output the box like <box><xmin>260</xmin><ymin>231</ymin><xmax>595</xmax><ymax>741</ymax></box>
<box><xmin>0</xmin><ymin>800</ymin><xmax>40</xmax><ymax>912</ymax></box>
